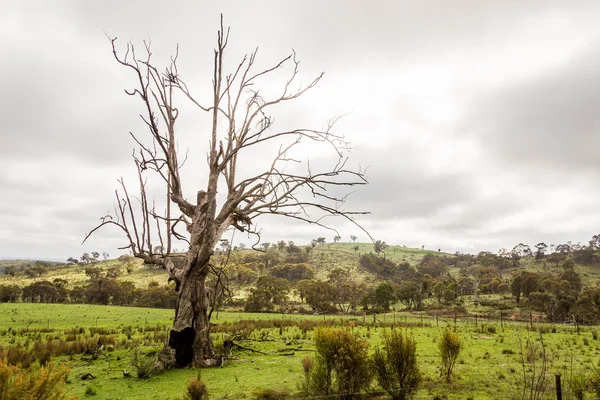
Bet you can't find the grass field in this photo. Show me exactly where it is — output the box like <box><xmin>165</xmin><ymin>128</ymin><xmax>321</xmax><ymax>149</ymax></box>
<box><xmin>1</xmin><ymin>303</ymin><xmax>597</xmax><ymax>400</ymax></box>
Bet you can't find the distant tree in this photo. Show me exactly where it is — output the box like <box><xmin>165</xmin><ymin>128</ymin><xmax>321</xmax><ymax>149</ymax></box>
<box><xmin>521</xmin><ymin>275</ymin><xmax>539</xmax><ymax>298</ymax></box>
<box><xmin>260</xmin><ymin>242</ymin><xmax>271</xmax><ymax>251</ymax></box>
<box><xmin>556</xmin><ymin>243</ymin><xmax>571</xmax><ymax>254</ymax></box>
<box><xmin>560</xmin><ymin>268</ymin><xmax>582</xmax><ymax>293</ymax></box>
<box><xmin>417</xmin><ymin>255</ymin><xmax>446</xmax><ymax>278</ymax></box>
<box><xmin>374</xmin><ymin>240</ymin><xmax>388</xmax><ymax>256</ymax></box>
<box><xmin>316</xmin><ymin>237</ymin><xmax>326</xmax><ymax>246</ymax></box>
<box><xmin>353</xmin><ymin>245</ymin><xmax>360</xmax><ymax>255</ymax></box>
<box><xmin>396</xmin><ymin>280</ymin><xmax>425</xmax><ymax>310</ymax></box>
<box><xmin>350</xmin><ymin>235</ymin><xmax>357</xmax><ymax>243</ymax></box>
<box><xmin>589</xmin><ymin>233</ymin><xmax>600</xmax><ymax>250</ymax></box>
<box><xmin>547</xmin><ymin>252</ymin><xmax>567</xmax><ymax>268</ymax></box>
<box><xmin>510</xmin><ymin>276</ymin><xmax>523</xmax><ymax>304</ymax></box>
<box><xmin>84</xmin><ymin>266</ymin><xmax>103</xmax><ymax>280</ymax></box>
<box><xmin>80</xmin><ymin>253</ymin><xmax>91</xmax><ymax>264</ymax></box>
<box><xmin>433</xmin><ymin>282</ymin><xmax>446</xmax><ymax>303</ymax></box>
<box><xmin>91</xmin><ymin>252</ymin><xmax>100</xmax><ymax>262</ymax></box>
<box><xmin>244</xmin><ymin>276</ymin><xmax>290</xmax><ymax>312</ymax></box>
<box><xmin>277</xmin><ymin>240</ymin><xmax>287</xmax><ymax>251</ymax></box>
<box><xmin>271</xmin><ymin>263</ymin><xmax>315</xmax><ymax>282</ymax></box>
<box><xmin>512</xmin><ymin>243</ymin><xmax>532</xmax><ymax>258</ymax></box>
<box><xmin>328</xmin><ymin>268</ymin><xmax>363</xmax><ymax>314</ymax></box>
<box><xmin>421</xmin><ymin>245</ymin><xmax>424</xmax><ymax>251</ymax></box>
<box><xmin>238</xmin><ymin>243</ymin><xmax>246</xmax><ymax>250</ymax></box>
<box><xmin>219</xmin><ymin>239</ymin><xmax>230</xmax><ymax>253</ymax></box>
<box><xmin>66</xmin><ymin>257</ymin><xmax>79</xmax><ymax>264</ymax></box>
<box><xmin>0</xmin><ymin>285</ymin><xmax>21</xmax><ymax>302</ymax></box>
<box><xmin>534</xmin><ymin>242</ymin><xmax>548</xmax><ymax>261</ymax></box>
<box><xmin>102</xmin><ymin>252</ymin><xmax>110</xmax><ymax>260</ymax></box>
<box><xmin>24</xmin><ymin>265</ymin><xmax>48</xmax><ymax>277</ymax></box>
<box><xmin>374</xmin><ymin>282</ymin><xmax>396</xmax><ymax>311</ymax></box>
<box><xmin>4</xmin><ymin>266</ymin><xmax>16</xmax><ymax>276</ymax></box>
<box><xmin>296</xmin><ymin>280</ymin><xmax>335</xmax><ymax>313</ymax></box>
<box><xmin>333</xmin><ymin>235</ymin><xmax>341</xmax><ymax>243</ymax></box>
<box><xmin>106</xmin><ymin>267</ymin><xmax>122</xmax><ymax>278</ymax></box>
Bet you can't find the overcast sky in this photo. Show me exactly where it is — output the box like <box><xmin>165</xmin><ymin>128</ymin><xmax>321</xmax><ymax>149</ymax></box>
<box><xmin>1</xmin><ymin>1</ymin><xmax>599</xmax><ymax>260</ymax></box>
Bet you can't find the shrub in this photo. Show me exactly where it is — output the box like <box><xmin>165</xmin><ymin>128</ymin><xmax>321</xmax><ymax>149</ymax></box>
<box><xmin>372</xmin><ymin>329</ymin><xmax>421</xmax><ymax>400</ymax></box>
<box><xmin>184</xmin><ymin>376</ymin><xmax>209</xmax><ymax>400</ymax></box>
<box><xmin>310</xmin><ymin>328</ymin><xmax>371</xmax><ymax>399</ymax></box>
<box><xmin>0</xmin><ymin>358</ymin><xmax>75</xmax><ymax>400</ymax></box>
<box><xmin>129</xmin><ymin>346</ymin><xmax>154</xmax><ymax>379</ymax></box>
<box><xmin>439</xmin><ymin>330</ymin><xmax>461</xmax><ymax>382</ymax></box>
<box><xmin>251</xmin><ymin>388</ymin><xmax>291</xmax><ymax>399</ymax></box>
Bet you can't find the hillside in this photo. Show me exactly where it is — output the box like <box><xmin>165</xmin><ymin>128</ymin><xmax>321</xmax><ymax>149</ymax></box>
<box><xmin>1</xmin><ymin>242</ymin><xmax>598</xmax><ymax>289</ymax></box>
<box><xmin>0</xmin><ymin>243</ymin><xmax>441</xmax><ymax>287</ymax></box>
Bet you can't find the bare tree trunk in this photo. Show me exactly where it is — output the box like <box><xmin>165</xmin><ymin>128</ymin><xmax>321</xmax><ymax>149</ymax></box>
<box><xmin>164</xmin><ymin>266</ymin><xmax>214</xmax><ymax>366</ymax></box>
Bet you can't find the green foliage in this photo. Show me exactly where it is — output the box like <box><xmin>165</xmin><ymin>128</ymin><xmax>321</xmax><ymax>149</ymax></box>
<box><xmin>374</xmin><ymin>282</ymin><xmax>396</xmax><ymax>311</ymax></box>
<box><xmin>296</xmin><ymin>280</ymin><xmax>335</xmax><ymax>313</ymax></box>
<box><xmin>270</xmin><ymin>263</ymin><xmax>314</xmax><ymax>282</ymax></box>
<box><xmin>359</xmin><ymin>254</ymin><xmax>398</xmax><ymax>278</ymax></box>
<box><xmin>245</xmin><ymin>276</ymin><xmax>290</xmax><ymax>312</ymax></box>
<box><xmin>438</xmin><ymin>330</ymin><xmax>461</xmax><ymax>382</ymax></box>
<box><xmin>310</xmin><ymin>328</ymin><xmax>371</xmax><ymax>399</ymax></box>
<box><xmin>129</xmin><ymin>346</ymin><xmax>155</xmax><ymax>379</ymax></box>
<box><xmin>372</xmin><ymin>329</ymin><xmax>421</xmax><ymax>400</ymax></box>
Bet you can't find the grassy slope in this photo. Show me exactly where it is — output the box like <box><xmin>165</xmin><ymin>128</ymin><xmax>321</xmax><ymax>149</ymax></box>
<box><xmin>1</xmin><ymin>243</ymin><xmax>598</xmax><ymax>291</ymax></box>
<box><xmin>0</xmin><ymin>243</ymin><xmax>442</xmax><ymax>289</ymax></box>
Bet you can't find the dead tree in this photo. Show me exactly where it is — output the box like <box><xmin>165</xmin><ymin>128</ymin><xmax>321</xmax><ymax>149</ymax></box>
<box><xmin>84</xmin><ymin>18</ymin><xmax>368</xmax><ymax>368</ymax></box>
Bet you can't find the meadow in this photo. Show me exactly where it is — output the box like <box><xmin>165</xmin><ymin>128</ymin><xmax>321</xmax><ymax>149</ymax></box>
<box><xmin>1</xmin><ymin>303</ymin><xmax>597</xmax><ymax>400</ymax></box>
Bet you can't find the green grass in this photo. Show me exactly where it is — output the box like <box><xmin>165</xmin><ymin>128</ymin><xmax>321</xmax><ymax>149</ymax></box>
<box><xmin>1</xmin><ymin>303</ymin><xmax>597</xmax><ymax>399</ymax></box>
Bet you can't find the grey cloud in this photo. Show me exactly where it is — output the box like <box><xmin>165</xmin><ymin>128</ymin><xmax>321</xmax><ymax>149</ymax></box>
<box><xmin>462</xmin><ymin>44</ymin><xmax>600</xmax><ymax>177</ymax></box>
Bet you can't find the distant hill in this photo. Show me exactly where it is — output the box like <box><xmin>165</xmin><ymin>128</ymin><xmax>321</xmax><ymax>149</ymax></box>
<box><xmin>0</xmin><ymin>242</ymin><xmax>597</xmax><ymax>291</ymax></box>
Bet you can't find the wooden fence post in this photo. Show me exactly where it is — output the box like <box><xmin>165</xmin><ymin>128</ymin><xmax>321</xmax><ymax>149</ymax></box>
<box><xmin>555</xmin><ymin>374</ymin><xmax>562</xmax><ymax>400</ymax></box>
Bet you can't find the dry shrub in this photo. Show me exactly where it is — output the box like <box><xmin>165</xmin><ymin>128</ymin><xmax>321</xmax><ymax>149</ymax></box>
<box><xmin>184</xmin><ymin>376</ymin><xmax>209</xmax><ymax>400</ymax></box>
<box><xmin>252</xmin><ymin>388</ymin><xmax>291</xmax><ymax>399</ymax></box>
<box><xmin>0</xmin><ymin>357</ymin><xmax>75</xmax><ymax>400</ymax></box>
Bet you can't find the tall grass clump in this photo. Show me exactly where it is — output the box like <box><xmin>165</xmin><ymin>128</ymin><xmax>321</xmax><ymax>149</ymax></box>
<box><xmin>372</xmin><ymin>329</ymin><xmax>421</xmax><ymax>400</ymax></box>
<box><xmin>438</xmin><ymin>330</ymin><xmax>461</xmax><ymax>382</ymax></box>
<box><xmin>0</xmin><ymin>358</ymin><xmax>75</xmax><ymax>400</ymax></box>
<box><xmin>310</xmin><ymin>328</ymin><xmax>371</xmax><ymax>399</ymax></box>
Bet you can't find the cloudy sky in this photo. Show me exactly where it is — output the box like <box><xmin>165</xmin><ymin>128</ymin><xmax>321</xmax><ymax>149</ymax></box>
<box><xmin>1</xmin><ymin>1</ymin><xmax>599</xmax><ymax>260</ymax></box>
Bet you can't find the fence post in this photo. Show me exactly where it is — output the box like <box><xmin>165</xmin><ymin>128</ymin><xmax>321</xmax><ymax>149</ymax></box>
<box><xmin>500</xmin><ymin>312</ymin><xmax>504</xmax><ymax>330</ymax></box>
<box><xmin>454</xmin><ymin>311</ymin><xmax>457</xmax><ymax>331</ymax></box>
<box><xmin>530</xmin><ymin>313</ymin><xmax>533</xmax><ymax>331</ymax></box>
<box><xmin>555</xmin><ymin>374</ymin><xmax>562</xmax><ymax>400</ymax></box>
<box><xmin>420</xmin><ymin>314</ymin><xmax>423</xmax><ymax>327</ymax></box>
<box><xmin>475</xmin><ymin>314</ymin><xmax>478</xmax><ymax>327</ymax></box>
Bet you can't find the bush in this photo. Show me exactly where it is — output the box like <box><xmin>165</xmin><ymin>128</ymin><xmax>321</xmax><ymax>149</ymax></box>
<box><xmin>0</xmin><ymin>358</ymin><xmax>75</xmax><ymax>400</ymax></box>
<box><xmin>251</xmin><ymin>388</ymin><xmax>291</xmax><ymax>399</ymax></box>
<box><xmin>310</xmin><ymin>328</ymin><xmax>371</xmax><ymax>399</ymax></box>
<box><xmin>129</xmin><ymin>346</ymin><xmax>154</xmax><ymax>379</ymax></box>
<box><xmin>439</xmin><ymin>330</ymin><xmax>461</xmax><ymax>382</ymax></box>
<box><xmin>372</xmin><ymin>329</ymin><xmax>421</xmax><ymax>400</ymax></box>
<box><xmin>184</xmin><ymin>375</ymin><xmax>209</xmax><ymax>400</ymax></box>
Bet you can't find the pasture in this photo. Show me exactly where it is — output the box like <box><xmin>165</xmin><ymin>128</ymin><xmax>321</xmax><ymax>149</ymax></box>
<box><xmin>1</xmin><ymin>303</ymin><xmax>598</xmax><ymax>399</ymax></box>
